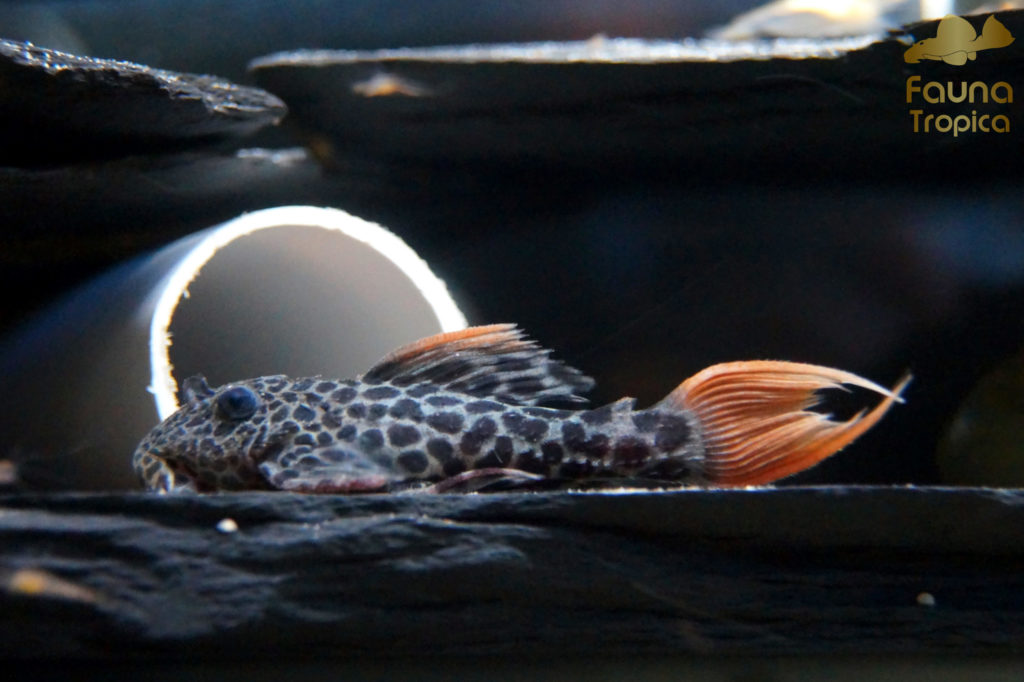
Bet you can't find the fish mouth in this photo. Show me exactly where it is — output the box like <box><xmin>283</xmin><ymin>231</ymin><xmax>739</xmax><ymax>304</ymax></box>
<box><xmin>151</xmin><ymin>456</ymin><xmax>211</xmax><ymax>493</ymax></box>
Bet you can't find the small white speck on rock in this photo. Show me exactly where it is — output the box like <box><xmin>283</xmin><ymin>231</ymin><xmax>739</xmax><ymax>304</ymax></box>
<box><xmin>916</xmin><ymin>592</ymin><xmax>936</xmax><ymax>607</ymax></box>
<box><xmin>216</xmin><ymin>518</ymin><xmax>239</xmax><ymax>534</ymax></box>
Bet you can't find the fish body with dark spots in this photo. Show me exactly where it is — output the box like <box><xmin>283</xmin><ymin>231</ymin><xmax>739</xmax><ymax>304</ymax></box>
<box><xmin>132</xmin><ymin>324</ymin><xmax>909</xmax><ymax>494</ymax></box>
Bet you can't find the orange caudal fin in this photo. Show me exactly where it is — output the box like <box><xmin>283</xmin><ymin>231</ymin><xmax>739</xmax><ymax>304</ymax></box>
<box><xmin>661</xmin><ymin>361</ymin><xmax>911</xmax><ymax>487</ymax></box>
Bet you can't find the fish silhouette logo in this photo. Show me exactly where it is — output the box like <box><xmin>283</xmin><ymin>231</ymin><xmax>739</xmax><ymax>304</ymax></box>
<box><xmin>904</xmin><ymin>14</ymin><xmax>1014</xmax><ymax>66</ymax></box>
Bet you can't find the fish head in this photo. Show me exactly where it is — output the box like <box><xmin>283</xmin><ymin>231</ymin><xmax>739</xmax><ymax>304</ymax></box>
<box><xmin>132</xmin><ymin>375</ymin><xmax>279</xmax><ymax>493</ymax></box>
<box><xmin>133</xmin><ymin>374</ymin><xmax>400</xmax><ymax>494</ymax></box>
<box><xmin>903</xmin><ymin>38</ymin><xmax>932</xmax><ymax>63</ymax></box>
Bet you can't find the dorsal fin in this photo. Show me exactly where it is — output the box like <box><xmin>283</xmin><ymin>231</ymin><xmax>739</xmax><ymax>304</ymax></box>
<box><xmin>362</xmin><ymin>324</ymin><xmax>595</xmax><ymax>405</ymax></box>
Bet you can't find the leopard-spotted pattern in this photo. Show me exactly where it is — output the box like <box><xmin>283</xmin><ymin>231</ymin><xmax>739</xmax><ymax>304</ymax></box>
<box><xmin>132</xmin><ymin>373</ymin><xmax>704</xmax><ymax>493</ymax></box>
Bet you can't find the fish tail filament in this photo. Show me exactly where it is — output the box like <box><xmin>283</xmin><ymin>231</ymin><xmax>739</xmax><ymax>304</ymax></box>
<box><xmin>661</xmin><ymin>361</ymin><xmax>911</xmax><ymax>486</ymax></box>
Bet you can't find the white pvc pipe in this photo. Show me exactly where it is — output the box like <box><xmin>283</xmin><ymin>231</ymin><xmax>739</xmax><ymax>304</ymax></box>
<box><xmin>146</xmin><ymin>206</ymin><xmax>466</xmax><ymax>418</ymax></box>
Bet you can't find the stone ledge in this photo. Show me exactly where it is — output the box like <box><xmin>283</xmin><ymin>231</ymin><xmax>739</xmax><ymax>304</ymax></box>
<box><xmin>2</xmin><ymin>486</ymin><xmax>1022</xmax><ymax>660</ymax></box>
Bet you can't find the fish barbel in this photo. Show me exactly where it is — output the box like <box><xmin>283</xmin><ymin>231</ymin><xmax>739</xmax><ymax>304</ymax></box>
<box><xmin>132</xmin><ymin>324</ymin><xmax>909</xmax><ymax>493</ymax></box>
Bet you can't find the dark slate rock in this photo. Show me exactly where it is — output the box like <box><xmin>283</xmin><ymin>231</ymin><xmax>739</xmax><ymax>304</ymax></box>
<box><xmin>0</xmin><ymin>1</ymin><xmax>743</xmax><ymax>85</ymax></box>
<box><xmin>0</xmin><ymin>39</ymin><xmax>287</xmax><ymax>166</ymax></box>
<box><xmin>2</xmin><ymin>486</ymin><xmax>1024</xmax><ymax>661</ymax></box>
<box><xmin>249</xmin><ymin>11</ymin><xmax>1024</xmax><ymax>178</ymax></box>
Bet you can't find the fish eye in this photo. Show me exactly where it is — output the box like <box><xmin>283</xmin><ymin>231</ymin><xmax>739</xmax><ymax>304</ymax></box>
<box><xmin>215</xmin><ymin>386</ymin><xmax>260</xmax><ymax>421</ymax></box>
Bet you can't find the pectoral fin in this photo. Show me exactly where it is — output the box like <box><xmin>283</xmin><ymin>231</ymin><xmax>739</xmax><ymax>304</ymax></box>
<box><xmin>943</xmin><ymin>51</ymin><xmax>969</xmax><ymax>66</ymax></box>
<box><xmin>258</xmin><ymin>448</ymin><xmax>396</xmax><ymax>493</ymax></box>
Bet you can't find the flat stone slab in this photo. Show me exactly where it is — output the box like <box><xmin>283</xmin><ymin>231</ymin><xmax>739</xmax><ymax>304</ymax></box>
<box><xmin>250</xmin><ymin>11</ymin><xmax>1024</xmax><ymax>177</ymax></box>
<box><xmin>0</xmin><ymin>39</ymin><xmax>287</xmax><ymax>165</ymax></box>
<box><xmin>3</xmin><ymin>486</ymin><xmax>1024</xmax><ymax>660</ymax></box>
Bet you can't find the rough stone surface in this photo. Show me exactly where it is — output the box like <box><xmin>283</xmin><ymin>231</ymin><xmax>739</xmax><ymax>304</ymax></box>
<box><xmin>250</xmin><ymin>12</ymin><xmax>1024</xmax><ymax>176</ymax></box>
<box><xmin>0</xmin><ymin>39</ymin><xmax>287</xmax><ymax>165</ymax></box>
<box><xmin>3</xmin><ymin>486</ymin><xmax>1024</xmax><ymax>661</ymax></box>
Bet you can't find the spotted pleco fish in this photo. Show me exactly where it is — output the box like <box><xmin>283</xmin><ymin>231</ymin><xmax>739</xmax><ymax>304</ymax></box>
<box><xmin>133</xmin><ymin>324</ymin><xmax>909</xmax><ymax>493</ymax></box>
